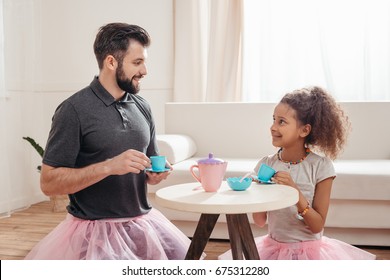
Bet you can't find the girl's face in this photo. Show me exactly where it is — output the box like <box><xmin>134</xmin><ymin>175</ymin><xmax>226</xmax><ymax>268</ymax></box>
<box><xmin>270</xmin><ymin>103</ymin><xmax>309</xmax><ymax>149</ymax></box>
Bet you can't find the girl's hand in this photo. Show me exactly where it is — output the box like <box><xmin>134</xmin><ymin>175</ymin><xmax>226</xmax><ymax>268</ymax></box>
<box><xmin>272</xmin><ymin>171</ymin><xmax>298</xmax><ymax>189</ymax></box>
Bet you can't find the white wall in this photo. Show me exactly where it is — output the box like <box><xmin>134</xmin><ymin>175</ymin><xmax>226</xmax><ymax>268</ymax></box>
<box><xmin>2</xmin><ymin>0</ymin><xmax>174</xmax><ymax>207</ymax></box>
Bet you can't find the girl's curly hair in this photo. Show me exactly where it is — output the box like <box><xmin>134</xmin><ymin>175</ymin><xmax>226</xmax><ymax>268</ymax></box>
<box><xmin>280</xmin><ymin>86</ymin><xmax>351</xmax><ymax>160</ymax></box>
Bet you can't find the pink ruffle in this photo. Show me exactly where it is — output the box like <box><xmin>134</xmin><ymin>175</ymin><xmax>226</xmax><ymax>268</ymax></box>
<box><xmin>25</xmin><ymin>208</ymin><xmax>190</xmax><ymax>260</ymax></box>
<box><xmin>220</xmin><ymin>235</ymin><xmax>376</xmax><ymax>260</ymax></box>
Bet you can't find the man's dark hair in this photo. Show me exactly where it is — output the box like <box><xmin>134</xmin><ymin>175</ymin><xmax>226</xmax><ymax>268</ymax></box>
<box><xmin>93</xmin><ymin>23</ymin><xmax>151</xmax><ymax>69</ymax></box>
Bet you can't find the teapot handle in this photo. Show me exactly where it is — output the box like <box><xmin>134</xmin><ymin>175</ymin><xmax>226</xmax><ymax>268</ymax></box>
<box><xmin>190</xmin><ymin>165</ymin><xmax>201</xmax><ymax>183</ymax></box>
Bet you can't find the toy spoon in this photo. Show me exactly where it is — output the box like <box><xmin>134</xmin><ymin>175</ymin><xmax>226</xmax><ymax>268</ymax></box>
<box><xmin>239</xmin><ymin>171</ymin><xmax>255</xmax><ymax>183</ymax></box>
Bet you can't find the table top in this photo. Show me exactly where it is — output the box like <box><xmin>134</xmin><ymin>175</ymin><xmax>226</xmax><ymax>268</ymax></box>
<box><xmin>155</xmin><ymin>181</ymin><xmax>299</xmax><ymax>214</ymax></box>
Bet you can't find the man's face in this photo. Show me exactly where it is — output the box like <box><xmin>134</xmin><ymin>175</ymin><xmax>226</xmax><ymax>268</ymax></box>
<box><xmin>116</xmin><ymin>41</ymin><xmax>148</xmax><ymax>94</ymax></box>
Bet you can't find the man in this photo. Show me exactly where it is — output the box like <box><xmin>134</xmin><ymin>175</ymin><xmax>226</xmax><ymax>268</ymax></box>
<box><xmin>25</xmin><ymin>23</ymin><xmax>190</xmax><ymax>260</ymax></box>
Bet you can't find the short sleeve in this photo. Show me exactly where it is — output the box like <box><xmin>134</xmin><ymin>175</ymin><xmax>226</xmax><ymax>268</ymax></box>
<box><xmin>43</xmin><ymin>101</ymin><xmax>81</xmax><ymax>168</ymax></box>
<box><xmin>316</xmin><ymin>156</ymin><xmax>336</xmax><ymax>184</ymax></box>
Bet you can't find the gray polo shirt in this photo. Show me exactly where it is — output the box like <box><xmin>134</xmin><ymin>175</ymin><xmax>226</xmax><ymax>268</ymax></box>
<box><xmin>43</xmin><ymin>77</ymin><xmax>158</xmax><ymax>219</ymax></box>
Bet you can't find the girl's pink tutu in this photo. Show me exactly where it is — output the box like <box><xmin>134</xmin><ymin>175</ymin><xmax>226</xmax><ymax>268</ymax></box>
<box><xmin>25</xmin><ymin>208</ymin><xmax>190</xmax><ymax>260</ymax></box>
<box><xmin>219</xmin><ymin>235</ymin><xmax>376</xmax><ymax>260</ymax></box>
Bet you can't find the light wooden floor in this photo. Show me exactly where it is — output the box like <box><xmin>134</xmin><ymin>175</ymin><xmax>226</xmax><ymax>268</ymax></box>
<box><xmin>1</xmin><ymin>201</ymin><xmax>389</xmax><ymax>260</ymax></box>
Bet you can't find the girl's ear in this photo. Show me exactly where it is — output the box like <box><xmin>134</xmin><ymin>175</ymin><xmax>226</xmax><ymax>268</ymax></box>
<box><xmin>300</xmin><ymin>124</ymin><xmax>311</xmax><ymax>138</ymax></box>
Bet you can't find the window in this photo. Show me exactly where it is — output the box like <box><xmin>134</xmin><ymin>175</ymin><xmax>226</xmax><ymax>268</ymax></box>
<box><xmin>242</xmin><ymin>0</ymin><xmax>390</xmax><ymax>102</ymax></box>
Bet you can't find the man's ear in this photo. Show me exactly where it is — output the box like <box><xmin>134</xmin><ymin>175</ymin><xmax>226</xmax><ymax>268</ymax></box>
<box><xmin>300</xmin><ymin>124</ymin><xmax>311</xmax><ymax>137</ymax></box>
<box><xmin>104</xmin><ymin>55</ymin><xmax>117</xmax><ymax>70</ymax></box>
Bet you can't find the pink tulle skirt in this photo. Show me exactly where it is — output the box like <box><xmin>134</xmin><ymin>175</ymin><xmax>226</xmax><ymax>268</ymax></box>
<box><xmin>25</xmin><ymin>208</ymin><xmax>191</xmax><ymax>260</ymax></box>
<box><xmin>219</xmin><ymin>235</ymin><xmax>376</xmax><ymax>260</ymax></box>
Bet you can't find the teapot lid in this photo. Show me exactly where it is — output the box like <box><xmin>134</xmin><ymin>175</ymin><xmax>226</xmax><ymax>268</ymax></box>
<box><xmin>198</xmin><ymin>153</ymin><xmax>224</xmax><ymax>164</ymax></box>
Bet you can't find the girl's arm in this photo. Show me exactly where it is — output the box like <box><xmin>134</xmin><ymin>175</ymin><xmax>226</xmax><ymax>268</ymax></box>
<box><xmin>273</xmin><ymin>171</ymin><xmax>333</xmax><ymax>233</ymax></box>
<box><xmin>298</xmin><ymin>178</ymin><xmax>333</xmax><ymax>233</ymax></box>
<box><xmin>252</xmin><ymin>212</ymin><xmax>267</xmax><ymax>227</ymax></box>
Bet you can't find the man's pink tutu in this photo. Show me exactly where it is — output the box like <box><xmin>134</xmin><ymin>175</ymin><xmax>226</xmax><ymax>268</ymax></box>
<box><xmin>220</xmin><ymin>235</ymin><xmax>376</xmax><ymax>260</ymax></box>
<box><xmin>25</xmin><ymin>208</ymin><xmax>190</xmax><ymax>260</ymax></box>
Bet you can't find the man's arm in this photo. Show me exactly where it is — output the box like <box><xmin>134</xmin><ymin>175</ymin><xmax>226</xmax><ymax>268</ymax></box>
<box><xmin>41</xmin><ymin>149</ymin><xmax>151</xmax><ymax>196</ymax></box>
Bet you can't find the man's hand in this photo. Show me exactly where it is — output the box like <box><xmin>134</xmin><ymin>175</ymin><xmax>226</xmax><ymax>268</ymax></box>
<box><xmin>146</xmin><ymin>161</ymin><xmax>173</xmax><ymax>185</ymax></box>
<box><xmin>107</xmin><ymin>149</ymin><xmax>151</xmax><ymax>175</ymax></box>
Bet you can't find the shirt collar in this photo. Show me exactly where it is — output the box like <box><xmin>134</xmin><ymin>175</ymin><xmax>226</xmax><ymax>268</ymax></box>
<box><xmin>89</xmin><ymin>76</ymin><xmax>133</xmax><ymax>106</ymax></box>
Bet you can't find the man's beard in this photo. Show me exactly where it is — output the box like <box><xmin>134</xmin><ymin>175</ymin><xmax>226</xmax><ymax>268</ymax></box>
<box><xmin>116</xmin><ymin>65</ymin><xmax>140</xmax><ymax>94</ymax></box>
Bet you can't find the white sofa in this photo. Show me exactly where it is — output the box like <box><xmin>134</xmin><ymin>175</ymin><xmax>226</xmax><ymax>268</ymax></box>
<box><xmin>148</xmin><ymin>102</ymin><xmax>390</xmax><ymax>246</ymax></box>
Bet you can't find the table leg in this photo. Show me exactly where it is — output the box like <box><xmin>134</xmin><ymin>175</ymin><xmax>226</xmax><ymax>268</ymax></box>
<box><xmin>226</xmin><ymin>214</ymin><xmax>244</xmax><ymax>260</ymax></box>
<box><xmin>185</xmin><ymin>213</ymin><xmax>220</xmax><ymax>260</ymax></box>
<box><xmin>237</xmin><ymin>213</ymin><xmax>260</xmax><ymax>260</ymax></box>
<box><xmin>226</xmin><ymin>214</ymin><xmax>260</xmax><ymax>260</ymax></box>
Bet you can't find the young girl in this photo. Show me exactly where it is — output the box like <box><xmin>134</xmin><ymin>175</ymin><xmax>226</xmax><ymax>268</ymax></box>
<box><xmin>222</xmin><ymin>86</ymin><xmax>375</xmax><ymax>260</ymax></box>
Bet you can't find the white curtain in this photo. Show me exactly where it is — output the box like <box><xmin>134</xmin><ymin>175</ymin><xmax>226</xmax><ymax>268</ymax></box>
<box><xmin>0</xmin><ymin>0</ymin><xmax>12</xmax><ymax>218</ymax></box>
<box><xmin>242</xmin><ymin>0</ymin><xmax>390</xmax><ymax>102</ymax></box>
<box><xmin>0</xmin><ymin>0</ymin><xmax>42</xmax><ymax>217</ymax></box>
<box><xmin>174</xmin><ymin>0</ymin><xmax>243</xmax><ymax>102</ymax></box>
<box><xmin>174</xmin><ymin>0</ymin><xmax>390</xmax><ymax>102</ymax></box>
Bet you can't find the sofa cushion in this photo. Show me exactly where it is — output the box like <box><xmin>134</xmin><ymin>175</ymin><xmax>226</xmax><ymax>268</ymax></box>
<box><xmin>332</xmin><ymin>160</ymin><xmax>390</xmax><ymax>200</ymax></box>
<box><xmin>156</xmin><ymin>134</ymin><xmax>197</xmax><ymax>164</ymax></box>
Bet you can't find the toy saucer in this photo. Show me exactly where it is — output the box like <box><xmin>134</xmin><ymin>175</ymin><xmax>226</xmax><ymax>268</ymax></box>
<box><xmin>259</xmin><ymin>179</ymin><xmax>275</xmax><ymax>184</ymax></box>
<box><xmin>251</xmin><ymin>175</ymin><xmax>275</xmax><ymax>184</ymax></box>
<box><xmin>145</xmin><ymin>167</ymin><xmax>170</xmax><ymax>173</ymax></box>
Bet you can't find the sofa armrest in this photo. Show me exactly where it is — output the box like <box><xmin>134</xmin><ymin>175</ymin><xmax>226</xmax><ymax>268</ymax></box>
<box><xmin>156</xmin><ymin>134</ymin><xmax>197</xmax><ymax>164</ymax></box>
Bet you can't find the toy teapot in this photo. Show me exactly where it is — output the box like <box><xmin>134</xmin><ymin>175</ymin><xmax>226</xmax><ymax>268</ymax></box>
<box><xmin>190</xmin><ymin>153</ymin><xmax>228</xmax><ymax>192</ymax></box>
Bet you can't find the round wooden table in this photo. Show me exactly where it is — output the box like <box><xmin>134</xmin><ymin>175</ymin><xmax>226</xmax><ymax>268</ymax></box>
<box><xmin>156</xmin><ymin>181</ymin><xmax>298</xmax><ymax>260</ymax></box>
